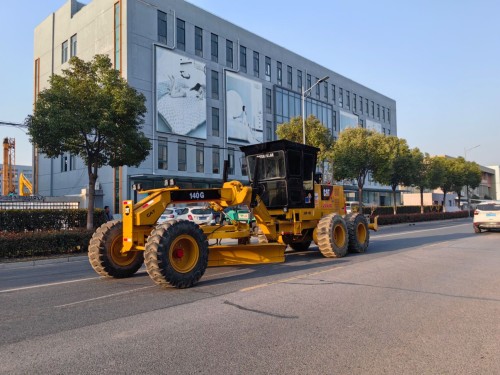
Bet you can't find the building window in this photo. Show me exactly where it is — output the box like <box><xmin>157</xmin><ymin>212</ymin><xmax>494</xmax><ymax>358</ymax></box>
<box><xmin>274</xmin><ymin>86</ymin><xmax>333</xmax><ymax>131</ymax></box>
<box><xmin>387</xmin><ymin>108</ymin><xmax>391</xmax><ymax>124</ymax></box>
<box><xmin>114</xmin><ymin>2</ymin><xmax>121</xmax><ymax>70</ymax></box>
<box><xmin>377</xmin><ymin>104</ymin><xmax>380</xmax><ymax>119</ymax></box>
<box><xmin>324</xmin><ymin>82</ymin><xmax>328</xmax><ymax>101</ymax></box>
<box><xmin>195</xmin><ymin>26</ymin><xmax>203</xmax><ymax>57</ymax></box>
<box><xmin>178</xmin><ymin>140</ymin><xmax>187</xmax><ymax>171</ymax></box>
<box><xmin>353</xmin><ymin>93</ymin><xmax>357</xmax><ymax>112</ymax></box>
<box><xmin>315</xmin><ymin>77</ymin><xmax>320</xmax><ymax>98</ymax></box>
<box><xmin>287</xmin><ymin>65</ymin><xmax>292</xmax><ymax>88</ymax></box>
<box><xmin>339</xmin><ymin>88</ymin><xmax>343</xmax><ymax>107</ymax></box>
<box><xmin>371</xmin><ymin>101</ymin><xmax>375</xmax><ymax>117</ymax></box>
<box><xmin>265</xmin><ymin>56</ymin><xmax>271</xmax><ymax>81</ymax></box>
<box><xmin>240</xmin><ymin>45</ymin><xmax>247</xmax><ymax>72</ymax></box>
<box><xmin>176</xmin><ymin>18</ymin><xmax>185</xmax><ymax>51</ymax></box>
<box><xmin>158</xmin><ymin>10</ymin><xmax>167</xmax><ymax>44</ymax></box>
<box><xmin>70</xmin><ymin>34</ymin><xmax>77</xmax><ymax>57</ymax></box>
<box><xmin>359</xmin><ymin>96</ymin><xmax>363</xmax><ymax>113</ymax></box>
<box><xmin>211</xmin><ymin>70</ymin><xmax>219</xmax><ymax>99</ymax></box>
<box><xmin>212</xmin><ymin>107</ymin><xmax>219</xmax><ymax>136</ymax></box>
<box><xmin>228</xmin><ymin>148</ymin><xmax>234</xmax><ymax>175</ymax></box>
<box><xmin>241</xmin><ymin>156</ymin><xmax>248</xmax><ymax>176</ymax></box>
<box><xmin>266</xmin><ymin>88</ymin><xmax>272</xmax><ymax>114</ymax></box>
<box><xmin>346</xmin><ymin>91</ymin><xmax>350</xmax><ymax>110</ymax></box>
<box><xmin>332</xmin><ymin>85</ymin><xmax>336</xmax><ymax>103</ymax></box>
<box><xmin>226</xmin><ymin>39</ymin><xmax>233</xmax><ymax>68</ymax></box>
<box><xmin>297</xmin><ymin>70</ymin><xmax>302</xmax><ymax>91</ymax></box>
<box><xmin>333</xmin><ymin>110</ymin><xmax>337</xmax><ymax>131</ymax></box>
<box><xmin>365</xmin><ymin>98</ymin><xmax>369</xmax><ymax>114</ymax></box>
<box><xmin>61</xmin><ymin>155</ymin><xmax>68</xmax><ymax>172</ymax></box>
<box><xmin>196</xmin><ymin>143</ymin><xmax>204</xmax><ymax>173</ymax></box>
<box><xmin>62</xmin><ymin>40</ymin><xmax>68</xmax><ymax>63</ymax></box>
<box><xmin>266</xmin><ymin>121</ymin><xmax>272</xmax><ymax>141</ymax></box>
<box><xmin>307</xmin><ymin>74</ymin><xmax>311</xmax><ymax>89</ymax></box>
<box><xmin>158</xmin><ymin>137</ymin><xmax>168</xmax><ymax>169</ymax></box>
<box><xmin>359</xmin><ymin>119</ymin><xmax>364</xmax><ymax>128</ymax></box>
<box><xmin>382</xmin><ymin>106</ymin><xmax>385</xmax><ymax>122</ymax></box>
<box><xmin>212</xmin><ymin>146</ymin><xmax>220</xmax><ymax>174</ymax></box>
<box><xmin>211</xmin><ymin>33</ymin><xmax>218</xmax><ymax>62</ymax></box>
<box><xmin>253</xmin><ymin>51</ymin><xmax>259</xmax><ymax>77</ymax></box>
<box><xmin>277</xmin><ymin>61</ymin><xmax>282</xmax><ymax>86</ymax></box>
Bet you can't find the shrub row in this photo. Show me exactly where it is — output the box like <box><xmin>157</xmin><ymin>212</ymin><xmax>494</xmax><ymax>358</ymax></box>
<box><xmin>360</xmin><ymin>205</ymin><xmax>443</xmax><ymax>215</ymax></box>
<box><xmin>375</xmin><ymin>211</ymin><xmax>470</xmax><ymax>226</ymax></box>
<box><xmin>0</xmin><ymin>209</ymin><xmax>106</xmax><ymax>232</ymax></box>
<box><xmin>0</xmin><ymin>229</ymin><xmax>94</xmax><ymax>259</ymax></box>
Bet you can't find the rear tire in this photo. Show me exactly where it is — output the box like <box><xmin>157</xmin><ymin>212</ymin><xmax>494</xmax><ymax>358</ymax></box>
<box><xmin>473</xmin><ymin>226</ymin><xmax>481</xmax><ymax>234</ymax></box>
<box><xmin>346</xmin><ymin>213</ymin><xmax>369</xmax><ymax>253</ymax></box>
<box><xmin>88</xmin><ymin>220</ymin><xmax>144</xmax><ymax>278</ymax></box>
<box><xmin>316</xmin><ymin>214</ymin><xmax>348</xmax><ymax>258</ymax></box>
<box><xmin>144</xmin><ymin>220</ymin><xmax>208</xmax><ymax>288</ymax></box>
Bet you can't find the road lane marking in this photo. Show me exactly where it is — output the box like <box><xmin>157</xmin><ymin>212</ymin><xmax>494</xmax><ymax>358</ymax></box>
<box><xmin>55</xmin><ymin>286</ymin><xmax>156</xmax><ymax>308</ymax></box>
<box><xmin>240</xmin><ymin>265</ymin><xmax>346</xmax><ymax>292</ymax></box>
<box><xmin>0</xmin><ymin>277</ymin><xmax>100</xmax><ymax>294</ymax></box>
<box><xmin>372</xmin><ymin>223</ymin><xmax>470</xmax><ymax>239</ymax></box>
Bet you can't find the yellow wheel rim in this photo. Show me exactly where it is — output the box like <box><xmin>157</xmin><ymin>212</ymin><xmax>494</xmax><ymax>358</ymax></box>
<box><xmin>169</xmin><ymin>235</ymin><xmax>199</xmax><ymax>273</ymax></box>
<box><xmin>109</xmin><ymin>234</ymin><xmax>138</xmax><ymax>267</ymax></box>
<box><xmin>357</xmin><ymin>222</ymin><xmax>367</xmax><ymax>244</ymax></box>
<box><xmin>333</xmin><ymin>224</ymin><xmax>346</xmax><ymax>248</ymax></box>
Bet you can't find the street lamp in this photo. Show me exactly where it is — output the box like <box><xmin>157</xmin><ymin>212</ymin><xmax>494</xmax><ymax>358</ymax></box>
<box><xmin>301</xmin><ymin>75</ymin><xmax>329</xmax><ymax>144</ymax></box>
<box><xmin>464</xmin><ymin>144</ymin><xmax>480</xmax><ymax>216</ymax></box>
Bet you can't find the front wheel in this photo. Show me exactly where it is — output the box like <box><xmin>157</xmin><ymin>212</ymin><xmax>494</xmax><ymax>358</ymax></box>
<box><xmin>315</xmin><ymin>214</ymin><xmax>348</xmax><ymax>258</ymax></box>
<box><xmin>88</xmin><ymin>220</ymin><xmax>144</xmax><ymax>278</ymax></box>
<box><xmin>144</xmin><ymin>220</ymin><xmax>208</xmax><ymax>288</ymax></box>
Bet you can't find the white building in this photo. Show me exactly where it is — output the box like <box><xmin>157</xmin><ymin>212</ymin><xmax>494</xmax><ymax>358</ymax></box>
<box><xmin>34</xmin><ymin>0</ymin><xmax>397</xmax><ymax>213</ymax></box>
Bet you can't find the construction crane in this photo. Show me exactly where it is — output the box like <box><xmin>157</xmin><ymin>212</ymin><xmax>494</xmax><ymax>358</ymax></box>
<box><xmin>2</xmin><ymin>137</ymin><xmax>16</xmax><ymax>195</ymax></box>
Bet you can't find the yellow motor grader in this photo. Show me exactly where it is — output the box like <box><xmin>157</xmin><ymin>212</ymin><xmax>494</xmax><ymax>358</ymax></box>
<box><xmin>89</xmin><ymin>140</ymin><xmax>377</xmax><ymax>288</ymax></box>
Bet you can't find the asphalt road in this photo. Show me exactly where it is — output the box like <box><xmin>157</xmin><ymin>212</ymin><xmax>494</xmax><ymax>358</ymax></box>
<box><xmin>1</xmin><ymin>218</ymin><xmax>499</xmax><ymax>374</ymax></box>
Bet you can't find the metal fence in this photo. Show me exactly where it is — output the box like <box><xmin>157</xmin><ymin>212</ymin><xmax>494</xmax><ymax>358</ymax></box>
<box><xmin>0</xmin><ymin>197</ymin><xmax>79</xmax><ymax>210</ymax></box>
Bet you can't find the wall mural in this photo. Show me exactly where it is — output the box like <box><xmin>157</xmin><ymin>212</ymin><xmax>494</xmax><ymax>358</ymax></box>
<box><xmin>155</xmin><ymin>46</ymin><xmax>207</xmax><ymax>139</ymax></box>
<box><xmin>225</xmin><ymin>71</ymin><xmax>263</xmax><ymax>145</ymax></box>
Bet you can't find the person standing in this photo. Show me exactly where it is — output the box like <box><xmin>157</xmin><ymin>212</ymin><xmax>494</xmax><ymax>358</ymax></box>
<box><xmin>104</xmin><ymin>206</ymin><xmax>114</xmax><ymax>221</ymax></box>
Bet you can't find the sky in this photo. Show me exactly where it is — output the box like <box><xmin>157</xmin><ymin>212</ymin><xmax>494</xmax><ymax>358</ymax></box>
<box><xmin>1</xmin><ymin>0</ymin><xmax>499</xmax><ymax>167</ymax></box>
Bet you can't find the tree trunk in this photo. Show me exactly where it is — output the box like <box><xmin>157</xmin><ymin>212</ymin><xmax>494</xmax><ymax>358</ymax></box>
<box><xmin>419</xmin><ymin>186</ymin><xmax>424</xmax><ymax>214</ymax></box>
<box><xmin>87</xmin><ymin>164</ymin><xmax>97</xmax><ymax>230</ymax></box>
<box><xmin>392</xmin><ymin>186</ymin><xmax>397</xmax><ymax>215</ymax></box>
<box><xmin>457</xmin><ymin>192</ymin><xmax>462</xmax><ymax>209</ymax></box>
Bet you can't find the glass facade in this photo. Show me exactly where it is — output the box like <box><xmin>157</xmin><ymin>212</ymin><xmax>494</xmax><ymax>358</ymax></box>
<box><xmin>274</xmin><ymin>87</ymin><xmax>333</xmax><ymax>131</ymax></box>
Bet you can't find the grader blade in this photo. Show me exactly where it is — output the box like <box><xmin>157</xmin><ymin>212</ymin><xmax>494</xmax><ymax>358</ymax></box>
<box><xmin>208</xmin><ymin>243</ymin><xmax>286</xmax><ymax>267</ymax></box>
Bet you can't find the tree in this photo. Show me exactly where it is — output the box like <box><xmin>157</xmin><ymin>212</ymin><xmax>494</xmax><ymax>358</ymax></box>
<box><xmin>332</xmin><ymin>127</ymin><xmax>385</xmax><ymax>211</ymax></box>
<box><xmin>373</xmin><ymin>136</ymin><xmax>415</xmax><ymax>214</ymax></box>
<box><xmin>430</xmin><ymin>156</ymin><xmax>455</xmax><ymax>212</ymax></box>
<box><xmin>27</xmin><ymin>55</ymin><xmax>151</xmax><ymax>229</ymax></box>
<box><xmin>411</xmin><ymin>150</ymin><xmax>434</xmax><ymax>214</ymax></box>
<box><xmin>450</xmin><ymin>158</ymin><xmax>482</xmax><ymax>209</ymax></box>
<box><xmin>276</xmin><ymin>115</ymin><xmax>335</xmax><ymax>175</ymax></box>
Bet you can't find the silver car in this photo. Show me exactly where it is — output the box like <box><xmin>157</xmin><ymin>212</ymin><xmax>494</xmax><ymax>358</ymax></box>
<box><xmin>176</xmin><ymin>206</ymin><xmax>214</xmax><ymax>225</ymax></box>
<box><xmin>473</xmin><ymin>202</ymin><xmax>500</xmax><ymax>233</ymax></box>
<box><xmin>157</xmin><ymin>208</ymin><xmax>182</xmax><ymax>224</ymax></box>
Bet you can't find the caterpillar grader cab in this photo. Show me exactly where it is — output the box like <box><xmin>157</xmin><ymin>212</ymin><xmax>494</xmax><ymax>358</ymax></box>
<box><xmin>89</xmin><ymin>139</ymin><xmax>376</xmax><ymax>288</ymax></box>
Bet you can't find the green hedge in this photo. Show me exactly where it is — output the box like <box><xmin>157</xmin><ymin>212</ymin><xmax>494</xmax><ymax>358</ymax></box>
<box><xmin>0</xmin><ymin>229</ymin><xmax>94</xmax><ymax>259</ymax></box>
<box><xmin>360</xmin><ymin>205</ymin><xmax>443</xmax><ymax>215</ymax></box>
<box><xmin>0</xmin><ymin>209</ymin><xmax>106</xmax><ymax>232</ymax></box>
<box><xmin>375</xmin><ymin>211</ymin><xmax>470</xmax><ymax>225</ymax></box>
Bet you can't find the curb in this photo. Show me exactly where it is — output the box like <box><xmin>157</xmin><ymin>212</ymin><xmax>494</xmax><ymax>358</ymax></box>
<box><xmin>0</xmin><ymin>255</ymin><xmax>88</xmax><ymax>270</ymax></box>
